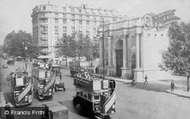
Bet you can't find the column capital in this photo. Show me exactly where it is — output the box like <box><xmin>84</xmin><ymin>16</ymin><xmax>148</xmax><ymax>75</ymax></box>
<box><xmin>136</xmin><ymin>28</ymin><xmax>142</xmax><ymax>34</ymax></box>
<box><xmin>123</xmin><ymin>29</ymin><xmax>129</xmax><ymax>36</ymax></box>
<box><xmin>107</xmin><ymin>35</ymin><xmax>112</xmax><ymax>40</ymax></box>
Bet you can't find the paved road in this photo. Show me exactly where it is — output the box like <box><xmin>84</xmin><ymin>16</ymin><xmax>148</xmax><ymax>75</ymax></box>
<box><xmin>1</xmin><ymin>58</ymin><xmax>190</xmax><ymax>119</ymax></box>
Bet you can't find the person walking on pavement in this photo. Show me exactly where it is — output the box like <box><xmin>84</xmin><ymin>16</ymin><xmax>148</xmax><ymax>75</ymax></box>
<box><xmin>144</xmin><ymin>74</ymin><xmax>148</xmax><ymax>84</ymax></box>
<box><xmin>187</xmin><ymin>71</ymin><xmax>190</xmax><ymax>92</ymax></box>
<box><xmin>170</xmin><ymin>80</ymin><xmax>175</xmax><ymax>92</ymax></box>
<box><xmin>131</xmin><ymin>79</ymin><xmax>136</xmax><ymax>87</ymax></box>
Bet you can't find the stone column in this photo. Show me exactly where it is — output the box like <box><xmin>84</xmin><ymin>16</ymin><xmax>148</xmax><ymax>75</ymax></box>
<box><xmin>121</xmin><ymin>35</ymin><xmax>127</xmax><ymax>78</ymax></box>
<box><xmin>125</xmin><ymin>35</ymin><xmax>131</xmax><ymax>78</ymax></box>
<box><xmin>107</xmin><ymin>36</ymin><xmax>112</xmax><ymax>66</ymax></box>
<box><xmin>140</xmin><ymin>33</ymin><xmax>145</xmax><ymax>78</ymax></box>
<box><xmin>134</xmin><ymin>31</ymin><xmax>143</xmax><ymax>81</ymax></box>
<box><xmin>136</xmin><ymin>33</ymin><xmax>140</xmax><ymax>69</ymax></box>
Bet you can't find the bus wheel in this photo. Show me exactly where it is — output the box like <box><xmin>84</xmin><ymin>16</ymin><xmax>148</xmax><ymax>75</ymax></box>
<box><xmin>38</xmin><ymin>95</ymin><xmax>44</xmax><ymax>100</ymax></box>
<box><xmin>55</xmin><ymin>86</ymin><xmax>58</xmax><ymax>92</ymax></box>
<box><xmin>49</xmin><ymin>95</ymin><xmax>53</xmax><ymax>99</ymax></box>
<box><xmin>37</xmin><ymin>91</ymin><xmax>44</xmax><ymax>100</ymax></box>
<box><xmin>14</xmin><ymin>103</ymin><xmax>18</xmax><ymax>108</ymax></box>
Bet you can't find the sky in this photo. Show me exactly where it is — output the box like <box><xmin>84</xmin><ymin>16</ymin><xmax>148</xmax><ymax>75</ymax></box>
<box><xmin>0</xmin><ymin>0</ymin><xmax>190</xmax><ymax>45</ymax></box>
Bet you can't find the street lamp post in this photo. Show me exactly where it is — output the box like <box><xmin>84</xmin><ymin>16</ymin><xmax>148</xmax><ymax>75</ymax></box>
<box><xmin>97</xmin><ymin>19</ymin><xmax>108</xmax><ymax>79</ymax></box>
<box><xmin>102</xmin><ymin>23</ymin><xmax>105</xmax><ymax>79</ymax></box>
<box><xmin>22</xmin><ymin>36</ymin><xmax>28</xmax><ymax>71</ymax></box>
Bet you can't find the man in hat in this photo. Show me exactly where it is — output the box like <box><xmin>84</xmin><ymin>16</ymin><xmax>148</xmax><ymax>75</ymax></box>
<box><xmin>170</xmin><ymin>80</ymin><xmax>175</xmax><ymax>92</ymax></box>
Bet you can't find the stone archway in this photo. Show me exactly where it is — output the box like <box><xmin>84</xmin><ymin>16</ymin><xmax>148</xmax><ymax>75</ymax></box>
<box><xmin>115</xmin><ymin>39</ymin><xmax>123</xmax><ymax>77</ymax></box>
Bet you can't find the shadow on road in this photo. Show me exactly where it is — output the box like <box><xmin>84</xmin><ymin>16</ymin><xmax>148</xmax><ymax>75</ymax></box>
<box><xmin>60</xmin><ymin>100</ymin><xmax>85</xmax><ymax>116</ymax></box>
<box><xmin>126</xmin><ymin>82</ymin><xmax>171</xmax><ymax>92</ymax></box>
<box><xmin>60</xmin><ymin>100</ymin><xmax>110</xmax><ymax>119</ymax></box>
<box><xmin>3</xmin><ymin>92</ymin><xmax>15</xmax><ymax>105</ymax></box>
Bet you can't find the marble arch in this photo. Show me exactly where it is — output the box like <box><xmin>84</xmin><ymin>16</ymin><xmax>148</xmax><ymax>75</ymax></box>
<box><xmin>98</xmin><ymin>10</ymin><xmax>180</xmax><ymax>81</ymax></box>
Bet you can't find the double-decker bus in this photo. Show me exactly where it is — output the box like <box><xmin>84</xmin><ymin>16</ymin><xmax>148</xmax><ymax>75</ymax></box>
<box><xmin>51</xmin><ymin>64</ymin><xmax>65</xmax><ymax>91</ymax></box>
<box><xmin>73</xmin><ymin>72</ymin><xmax>116</xmax><ymax>119</ymax></box>
<box><xmin>69</xmin><ymin>60</ymin><xmax>81</xmax><ymax>77</ymax></box>
<box><xmin>32</xmin><ymin>67</ymin><xmax>55</xmax><ymax>100</ymax></box>
<box><xmin>9</xmin><ymin>69</ymin><xmax>32</xmax><ymax>107</ymax></box>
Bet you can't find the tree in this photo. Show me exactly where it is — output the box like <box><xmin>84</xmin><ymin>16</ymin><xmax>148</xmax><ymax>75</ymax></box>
<box><xmin>76</xmin><ymin>35</ymin><xmax>93</xmax><ymax>61</ymax></box>
<box><xmin>75</xmin><ymin>32</ymin><xmax>99</xmax><ymax>61</ymax></box>
<box><xmin>2</xmin><ymin>30</ymin><xmax>34</xmax><ymax>59</ymax></box>
<box><xmin>159</xmin><ymin>22</ymin><xmax>190</xmax><ymax>73</ymax></box>
<box><xmin>0</xmin><ymin>45</ymin><xmax>3</xmax><ymax>56</ymax></box>
<box><xmin>56</xmin><ymin>33</ymin><xmax>99</xmax><ymax>66</ymax></box>
<box><xmin>159</xmin><ymin>22</ymin><xmax>190</xmax><ymax>91</ymax></box>
<box><xmin>56</xmin><ymin>35</ymin><xmax>77</xmax><ymax>66</ymax></box>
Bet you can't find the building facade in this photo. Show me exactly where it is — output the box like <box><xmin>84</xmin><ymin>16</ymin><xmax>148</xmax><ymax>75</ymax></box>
<box><xmin>31</xmin><ymin>3</ymin><xmax>124</xmax><ymax>60</ymax></box>
<box><xmin>98</xmin><ymin>10</ymin><xmax>180</xmax><ymax>81</ymax></box>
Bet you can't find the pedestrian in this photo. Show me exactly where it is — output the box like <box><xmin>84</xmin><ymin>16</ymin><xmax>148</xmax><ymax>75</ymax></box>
<box><xmin>170</xmin><ymin>80</ymin><xmax>175</xmax><ymax>92</ymax></box>
<box><xmin>144</xmin><ymin>74</ymin><xmax>148</xmax><ymax>84</ymax></box>
<box><xmin>187</xmin><ymin>71</ymin><xmax>190</xmax><ymax>92</ymax></box>
<box><xmin>95</xmin><ymin>66</ymin><xmax>99</xmax><ymax>74</ymax></box>
<box><xmin>131</xmin><ymin>79</ymin><xmax>136</xmax><ymax>87</ymax></box>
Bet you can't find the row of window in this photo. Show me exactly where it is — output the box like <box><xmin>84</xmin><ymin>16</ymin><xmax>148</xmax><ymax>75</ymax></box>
<box><xmin>41</xmin><ymin>18</ymin><xmax>98</xmax><ymax>25</ymax></box>
<box><xmin>41</xmin><ymin>31</ymin><xmax>92</xmax><ymax>41</ymax></box>
<box><xmin>58</xmin><ymin>14</ymin><xmax>96</xmax><ymax>19</ymax></box>
<box><xmin>40</xmin><ymin>41</ymin><xmax>48</xmax><ymax>45</ymax></box>
<box><xmin>40</xmin><ymin>13</ymin><xmax>115</xmax><ymax>21</ymax></box>
<box><xmin>70</xmin><ymin>20</ymin><xmax>95</xmax><ymax>25</ymax></box>
<box><xmin>147</xmin><ymin>34</ymin><xmax>164</xmax><ymax>37</ymax></box>
<box><xmin>41</xmin><ymin>5</ymin><xmax>117</xmax><ymax>16</ymax></box>
<box><xmin>77</xmin><ymin>91</ymin><xmax>100</xmax><ymax>101</ymax></box>
<box><xmin>41</xmin><ymin>26</ymin><xmax>96</xmax><ymax>34</ymax></box>
<box><xmin>42</xmin><ymin>6</ymin><xmax>76</xmax><ymax>12</ymax></box>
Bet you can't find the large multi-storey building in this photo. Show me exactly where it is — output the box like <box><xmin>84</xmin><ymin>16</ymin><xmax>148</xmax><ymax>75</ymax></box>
<box><xmin>31</xmin><ymin>3</ymin><xmax>124</xmax><ymax>60</ymax></box>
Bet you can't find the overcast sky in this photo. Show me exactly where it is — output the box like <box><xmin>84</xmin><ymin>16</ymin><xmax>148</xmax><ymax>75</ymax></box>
<box><xmin>0</xmin><ymin>0</ymin><xmax>190</xmax><ymax>45</ymax></box>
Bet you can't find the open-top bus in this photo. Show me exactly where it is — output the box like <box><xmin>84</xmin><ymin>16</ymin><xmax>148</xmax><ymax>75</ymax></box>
<box><xmin>32</xmin><ymin>67</ymin><xmax>55</xmax><ymax>100</ymax></box>
<box><xmin>9</xmin><ymin>68</ymin><xmax>32</xmax><ymax>107</ymax></box>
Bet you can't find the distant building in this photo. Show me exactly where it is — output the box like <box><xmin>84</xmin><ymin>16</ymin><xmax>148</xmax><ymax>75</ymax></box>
<box><xmin>97</xmin><ymin>10</ymin><xmax>180</xmax><ymax>81</ymax></box>
<box><xmin>31</xmin><ymin>3</ymin><xmax>124</xmax><ymax>60</ymax></box>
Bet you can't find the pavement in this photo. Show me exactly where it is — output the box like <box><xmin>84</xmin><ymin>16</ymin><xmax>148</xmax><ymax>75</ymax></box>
<box><xmin>165</xmin><ymin>88</ymin><xmax>190</xmax><ymax>98</ymax></box>
<box><xmin>107</xmin><ymin>76</ymin><xmax>190</xmax><ymax>98</ymax></box>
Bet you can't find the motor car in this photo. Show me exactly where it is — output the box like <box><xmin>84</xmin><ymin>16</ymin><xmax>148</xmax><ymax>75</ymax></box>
<box><xmin>15</xmin><ymin>56</ymin><xmax>23</xmax><ymax>61</ymax></box>
<box><xmin>7</xmin><ymin>59</ymin><xmax>15</xmax><ymax>65</ymax></box>
<box><xmin>3</xmin><ymin>64</ymin><xmax>8</xmax><ymax>68</ymax></box>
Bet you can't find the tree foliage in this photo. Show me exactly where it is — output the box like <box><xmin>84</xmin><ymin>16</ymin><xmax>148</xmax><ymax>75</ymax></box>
<box><xmin>2</xmin><ymin>30</ymin><xmax>35</xmax><ymax>59</ymax></box>
<box><xmin>159</xmin><ymin>22</ymin><xmax>190</xmax><ymax>74</ymax></box>
<box><xmin>0</xmin><ymin>45</ymin><xmax>3</xmax><ymax>55</ymax></box>
<box><xmin>56</xmin><ymin>35</ymin><xmax>76</xmax><ymax>58</ymax></box>
<box><xmin>56</xmin><ymin>34</ymin><xmax>99</xmax><ymax>61</ymax></box>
